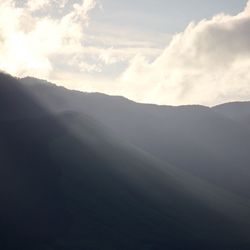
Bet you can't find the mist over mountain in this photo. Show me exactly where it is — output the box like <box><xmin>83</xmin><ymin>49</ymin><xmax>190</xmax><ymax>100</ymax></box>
<box><xmin>1</xmin><ymin>73</ymin><xmax>250</xmax><ymax>249</ymax></box>
<box><xmin>21</xmin><ymin>77</ymin><xmax>250</xmax><ymax>198</ymax></box>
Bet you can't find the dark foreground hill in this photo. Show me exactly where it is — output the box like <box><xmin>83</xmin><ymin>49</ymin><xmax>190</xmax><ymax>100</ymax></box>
<box><xmin>1</xmin><ymin>74</ymin><xmax>250</xmax><ymax>249</ymax></box>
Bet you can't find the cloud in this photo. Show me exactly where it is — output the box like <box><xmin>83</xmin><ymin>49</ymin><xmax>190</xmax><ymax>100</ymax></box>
<box><xmin>120</xmin><ymin>1</ymin><xmax>250</xmax><ymax>106</ymax></box>
<box><xmin>1</xmin><ymin>0</ymin><xmax>250</xmax><ymax>106</ymax></box>
<box><xmin>0</xmin><ymin>0</ymin><xmax>96</xmax><ymax>79</ymax></box>
<box><xmin>79</xmin><ymin>61</ymin><xmax>101</xmax><ymax>73</ymax></box>
<box><xmin>26</xmin><ymin>0</ymin><xmax>51</xmax><ymax>11</ymax></box>
<box><xmin>0</xmin><ymin>0</ymin><xmax>165</xmax><ymax>88</ymax></box>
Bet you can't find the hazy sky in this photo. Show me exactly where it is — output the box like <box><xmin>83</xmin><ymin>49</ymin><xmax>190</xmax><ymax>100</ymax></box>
<box><xmin>0</xmin><ymin>0</ymin><xmax>249</xmax><ymax>105</ymax></box>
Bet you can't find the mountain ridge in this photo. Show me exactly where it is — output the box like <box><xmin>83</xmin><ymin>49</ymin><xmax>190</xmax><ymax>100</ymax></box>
<box><xmin>17</xmin><ymin>74</ymin><xmax>250</xmax><ymax>199</ymax></box>
<box><xmin>1</xmin><ymin>73</ymin><xmax>250</xmax><ymax>249</ymax></box>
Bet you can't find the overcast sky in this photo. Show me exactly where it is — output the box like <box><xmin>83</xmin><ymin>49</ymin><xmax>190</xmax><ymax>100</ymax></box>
<box><xmin>0</xmin><ymin>0</ymin><xmax>249</xmax><ymax>105</ymax></box>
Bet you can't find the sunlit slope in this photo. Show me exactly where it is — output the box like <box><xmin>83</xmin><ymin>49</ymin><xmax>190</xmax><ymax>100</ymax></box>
<box><xmin>22</xmin><ymin>77</ymin><xmax>250</xmax><ymax>199</ymax></box>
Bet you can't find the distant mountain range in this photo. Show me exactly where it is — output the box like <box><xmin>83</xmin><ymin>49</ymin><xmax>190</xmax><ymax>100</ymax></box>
<box><xmin>1</xmin><ymin>73</ymin><xmax>250</xmax><ymax>249</ymax></box>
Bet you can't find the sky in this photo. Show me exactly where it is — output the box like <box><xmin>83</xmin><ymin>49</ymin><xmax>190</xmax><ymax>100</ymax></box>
<box><xmin>0</xmin><ymin>0</ymin><xmax>249</xmax><ymax>106</ymax></box>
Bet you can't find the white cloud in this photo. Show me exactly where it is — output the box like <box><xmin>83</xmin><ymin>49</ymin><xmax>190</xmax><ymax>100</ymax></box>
<box><xmin>0</xmin><ymin>0</ymin><xmax>96</xmax><ymax>79</ymax></box>
<box><xmin>79</xmin><ymin>61</ymin><xmax>101</xmax><ymax>73</ymax></box>
<box><xmin>0</xmin><ymin>0</ymin><xmax>164</xmax><ymax>89</ymax></box>
<box><xmin>1</xmin><ymin>0</ymin><xmax>250</xmax><ymax>106</ymax></box>
<box><xmin>120</xmin><ymin>0</ymin><xmax>250</xmax><ymax>106</ymax></box>
<box><xmin>26</xmin><ymin>0</ymin><xmax>51</xmax><ymax>11</ymax></box>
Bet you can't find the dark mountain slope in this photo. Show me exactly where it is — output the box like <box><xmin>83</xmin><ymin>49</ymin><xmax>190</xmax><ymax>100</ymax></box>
<box><xmin>21</xmin><ymin>77</ymin><xmax>250</xmax><ymax>198</ymax></box>
<box><xmin>213</xmin><ymin>101</ymin><xmax>250</xmax><ymax>128</ymax></box>
<box><xmin>0</xmin><ymin>75</ymin><xmax>46</xmax><ymax>121</ymax></box>
<box><xmin>1</xmin><ymin>74</ymin><xmax>250</xmax><ymax>249</ymax></box>
<box><xmin>213</xmin><ymin>102</ymin><xmax>250</xmax><ymax>121</ymax></box>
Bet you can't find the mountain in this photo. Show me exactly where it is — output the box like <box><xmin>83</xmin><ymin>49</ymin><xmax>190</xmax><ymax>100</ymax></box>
<box><xmin>1</xmin><ymin>73</ymin><xmax>250</xmax><ymax>249</ymax></box>
<box><xmin>213</xmin><ymin>102</ymin><xmax>250</xmax><ymax>128</ymax></box>
<box><xmin>20</xmin><ymin>77</ymin><xmax>250</xmax><ymax>199</ymax></box>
